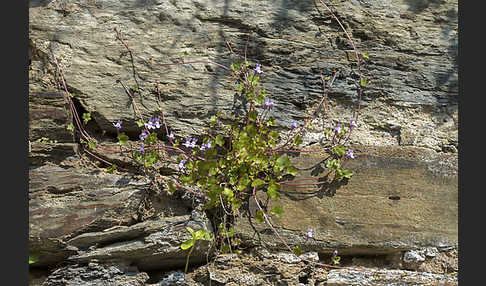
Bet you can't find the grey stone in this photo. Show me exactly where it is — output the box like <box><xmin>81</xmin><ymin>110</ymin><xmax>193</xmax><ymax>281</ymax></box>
<box><xmin>29</xmin><ymin>0</ymin><xmax>458</xmax><ymax>153</ymax></box>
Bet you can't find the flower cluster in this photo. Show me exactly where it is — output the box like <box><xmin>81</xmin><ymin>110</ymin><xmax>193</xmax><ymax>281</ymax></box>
<box><xmin>253</xmin><ymin>63</ymin><xmax>262</xmax><ymax>74</ymax></box>
<box><xmin>145</xmin><ymin>117</ymin><xmax>161</xmax><ymax>130</ymax></box>
<box><xmin>199</xmin><ymin>140</ymin><xmax>212</xmax><ymax>151</ymax></box>
<box><xmin>263</xmin><ymin>98</ymin><xmax>275</xmax><ymax>109</ymax></box>
<box><xmin>183</xmin><ymin>138</ymin><xmax>198</xmax><ymax>148</ymax></box>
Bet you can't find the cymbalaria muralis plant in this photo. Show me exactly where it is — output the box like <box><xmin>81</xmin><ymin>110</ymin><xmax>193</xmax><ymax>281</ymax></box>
<box><xmin>50</xmin><ymin>0</ymin><xmax>367</xmax><ymax>273</ymax></box>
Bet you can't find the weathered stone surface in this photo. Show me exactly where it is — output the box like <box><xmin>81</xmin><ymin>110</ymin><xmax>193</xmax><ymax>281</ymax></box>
<box><xmin>29</xmin><ymin>91</ymin><xmax>73</xmax><ymax>143</ymax></box>
<box><xmin>28</xmin><ymin>164</ymin><xmax>204</xmax><ymax>268</ymax></box>
<box><xmin>28</xmin><ymin>0</ymin><xmax>458</xmax><ymax>283</ymax></box>
<box><xmin>67</xmin><ymin>211</ymin><xmax>214</xmax><ymax>271</ymax></box>
<box><xmin>29</xmin><ymin>0</ymin><xmax>457</xmax><ymax>152</ymax></box>
<box><xmin>326</xmin><ymin>268</ymin><xmax>457</xmax><ymax>286</ymax></box>
<box><xmin>184</xmin><ymin>247</ymin><xmax>457</xmax><ymax>286</ymax></box>
<box><xmin>236</xmin><ymin>145</ymin><xmax>457</xmax><ymax>255</ymax></box>
<box><xmin>41</xmin><ymin>262</ymin><xmax>150</xmax><ymax>286</ymax></box>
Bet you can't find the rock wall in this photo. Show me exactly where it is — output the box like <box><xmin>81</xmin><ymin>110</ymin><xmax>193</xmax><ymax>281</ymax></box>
<box><xmin>29</xmin><ymin>0</ymin><xmax>458</xmax><ymax>285</ymax></box>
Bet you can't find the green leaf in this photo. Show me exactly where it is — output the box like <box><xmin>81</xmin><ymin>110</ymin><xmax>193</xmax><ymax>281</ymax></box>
<box><xmin>69</xmin><ymin>93</ymin><xmax>75</xmax><ymax>98</ymax></box>
<box><xmin>82</xmin><ymin>112</ymin><xmax>91</xmax><ymax>123</ymax></box>
<box><xmin>285</xmin><ymin>166</ymin><xmax>298</xmax><ymax>176</ymax></box>
<box><xmin>360</xmin><ymin>78</ymin><xmax>369</xmax><ymax>87</ymax></box>
<box><xmin>293</xmin><ymin>245</ymin><xmax>302</xmax><ymax>256</ymax></box>
<box><xmin>222</xmin><ymin>187</ymin><xmax>234</xmax><ymax>198</ymax></box>
<box><xmin>181</xmin><ymin>239</ymin><xmax>194</xmax><ymax>250</ymax></box>
<box><xmin>267</xmin><ymin>181</ymin><xmax>280</xmax><ymax>201</ymax></box>
<box><xmin>183</xmin><ymin>51</ymin><xmax>189</xmax><ymax>57</ymax></box>
<box><xmin>66</xmin><ymin>123</ymin><xmax>75</xmax><ymax>131</ymax></box>
<box><xmin>167</xmin><ymin>181</ymin><xmax>176</xmax><ymax>194</ymax></box>
<box><xmin>186</xmin><ymin>227</ymin><xmax>196</xmax><ymax>237</ymax></box>
<box><xmin>248</xmin><ymin>110</ymin><xmax>258</xmax><ymax>122</ymax></box>
<box><xmin>326</xmin><ymin>158</ymin><xmax>340</xmax><ymax>170</ymax></box>
<box><xmin>270</xmin><ymin>205</ymin><xmax>283</xmax><ymax>218</ymax></box>
<box><xmin>251</xmin><ymin>179</ymin><xmax>265</xmax><ymax>188</ymax></box>
<box><xmin>106</xmin><ymin>164</ymin><xmax>117</xmax><ymax>174</ymax></box>
<box><xmin>136</xmin><ymin>119</ymin><xmax>145</xmax><ymax>128</ymax></box>
<box><xmin>336</xmin><ymin>168</ymin><xmax>353</xmax><ymax>180</ymax></box>
<box><xmin>215</xmin><ymin>135</ymin><xmax>224</xmax><ymax>147</ymax></box>
<box><xmin>269</xmin><ymin>131</ymin><xmax>279</xmax><ymax>140</ymax></box>
<box><xmin>117</xmin><ymin>132</ymin><xmax>129</xmax><ymax>146</ymax></box>
<box><xmin>324</xmin><ymin>76</ymin><xmax>331</xmax><ymax>81</ymax></box>
<box><xmin>333</xmin><ymin>145</ymin><xmax>346</xmax><ymax>157</ymax></box>
<box><xmin>276</xmin><ymin>155</ymin><xmax>290</xmax><ymax>171</ymax></box>
<box><xmin>88</xmin><ymin>141</ymin><xmax>96</xmax><ymax>150</ymax></box>
<box><xmin>362</xmin><ymin>52</ymin><xmax>370</xmax><ymax>59</ymax></box>
<box><xmin>293</xmin><ymin>135</ymin><xmax>303</xmax><ymax>146</ymax></box>
<box><xmin>255</xmin><ymin>210</ymin><xmax>264</xmax><ymax>223</ymax></box>
<box><xmin>145</xmin><ymin>133</ymin><xmax>158</xmax><ymax>145</ymax></box>
<box><xmin>29</xmin><ymin>253</ymin><xmax>39</xmax><ymax>264</ymax></box>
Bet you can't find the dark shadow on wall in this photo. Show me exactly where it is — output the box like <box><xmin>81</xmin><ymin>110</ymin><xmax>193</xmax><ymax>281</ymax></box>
<box><xmin>404</xmin><ymin>0</ymin><xmax>442</xmax><ymax>13</ymax></box>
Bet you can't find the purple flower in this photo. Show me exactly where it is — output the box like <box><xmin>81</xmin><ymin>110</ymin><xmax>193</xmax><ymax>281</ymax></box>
<box><xmin>145</xmin><ymin>117</ymin><xmax>161</xmax><ymax>130</ymax></box>
<box><xmin>178</xmin><ymin>159</ymin><xmax>186</xmax><ymax>172</ymax></box>
<box><xmin>263</xmin><ymin>98</ymin><xmax>275</xmax><ymax>109</ymax></box>
<box><xmin>139</xmin><ymin>130</ymin><xmax>148</xmax><ymax>141</ymax></box>
<box><xmin>152</xmin><ymin>117</ymin><xmax>161</xmax><ymax>129</ymax></box>
<box><xmin>199</xmin><ymin>140</ymin><xmax>212</xmax><ymax>151</ymax></box>
<box><xmin>345</xmin><ymin>149</ymin><xmax>355</xmax><ymax>159</ymax></box>
<box><xmin>168</xmin><ymin>132</ymin><xmax>175</xmax><ymax>140</ymax></box>
<box><xmin>113</xmin><ymin>120</ymin><xmax>122</xmax><ymax>130</ymax></box>
<box><xmin>334</xmin><ymin>123</ymin><xmax>342</xmax><ymax>134</ymax></box>
<box><xmin>183</xmin><ymin>138</ymin><xmax>198</xmax><ymax>148</ymax></box>
<box><xmin>290</xmin><ymin>120</ymin><xmax>299</xmax><ymax>129</ymax></box>
<box><xmin>333</xmin><ymin>249</ymin><xmax>339</xmax><ymax>257</ymax></box>
<box><xmin>305</xmin><ymin>228</ymin><xmax>313</xmax><ymax>239</ymax></box>
<box><xmin>253</xmin><ymin>63</ymin><xmax>262</xmax><ymax>74</ymax></box>
<box><xmin>136</xmin><ymin>144</ymin><xmax>145</xmax><ymax>154</ymax></box>
<box><xmin>349</xmin><ymin>118</ymin><xmax>359</xmax><ymax>128</ymax></box>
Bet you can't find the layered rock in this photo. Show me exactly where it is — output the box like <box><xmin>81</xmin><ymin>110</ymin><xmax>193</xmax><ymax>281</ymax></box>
<box><xmin>29</xmin><ymin>0</ymin><xmax>458</xmax><ymax>151</ymax></box>
<box><xmin>29</xmin><ymin>0</ymin><xmax>458</xmax><ymax>284</ymax></box>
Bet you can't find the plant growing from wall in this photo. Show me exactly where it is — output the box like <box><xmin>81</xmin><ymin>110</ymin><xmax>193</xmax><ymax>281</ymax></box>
<box><xmin>49</xmin><ymin>0</ymin><xmax>369</xmax><ymax>272</ymax></box>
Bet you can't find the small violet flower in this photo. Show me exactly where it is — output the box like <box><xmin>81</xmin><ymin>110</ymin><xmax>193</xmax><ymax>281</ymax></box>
<box><xmin>139</xmin><ymin>130</ymin><xmax>148</xmax><ymax>141</ymax></box>
<box><xmin>199</xmin><ymin>140</ymin><xmax>212</xmax><ymax>151</ymax></box>
<box><xmin>345</xmin><ymin>149</ymin><xmax>355</xmax><ymax>159</ymax></box>
<box><xmin>178</xmin><ymin>159</ymin><xmax>186</xmax><ymax>172</ymax></box>
<box><xmin>349</xmin><ymin>118</ymin><xmax>359</xmax><ymax>128</ymax></box>
<box><xmin>183</xmin><ymin>138</ymin><xmax>198</xmax><ymax>148</ymax></box>
<box><xmin>290</xmin><ymin>120</ymin><xmax>299</xmax><ymax>129</ymax></box>
<box><xmin>263</xmin><ymin>98</ymin><xmax>275</xmax><ymax>109</ymax></box>
<box><xmin>113</xmin><ymin>120</ymin><xmax>122</xmax><ymax>130</ymax></box>
<box><xmin>145</xmin><ymin>117</ymin><xmax>161</xmax><ymax>130</ymax></box>
<box><xmin>136</xmin><ymin>144</ymin><xmax>145</xmax><ymax>154</ymax></box>
<box><xmin>253</xmin><ymin>63</ymin><xmax>262</xmax><ymax>74</ymax></box>
<box><xmin>334</xmin><ymin>123</ymin><xmax>342</xmax><ymax>134</ymax></box>
<box><xmin>333</xmin><ymin>249</ymin><xmax>339</xmax><ymax>257</ymax></box>
<box><xmin>168</xmin><ymin>132</ymin><xmax>175</xmax><ymax>140</ymax></box>
<box><xmin>305</xmin><ymin>228</ymin><xmax>313</xmax><ymax>239</ymax></box>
